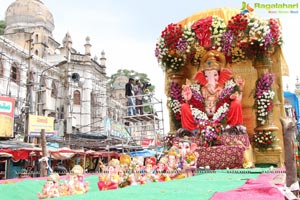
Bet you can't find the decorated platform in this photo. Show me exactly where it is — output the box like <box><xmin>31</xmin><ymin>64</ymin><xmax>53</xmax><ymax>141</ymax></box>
<box><xmin>155</xmin><ymin>7</ymin><xmax>288</xmax><ymax>168</ymax></box>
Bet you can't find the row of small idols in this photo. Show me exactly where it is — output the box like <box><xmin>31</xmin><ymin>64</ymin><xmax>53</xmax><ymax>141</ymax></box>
<box><xmin>38</xmin><ymin>150</ymin><xmax>199</xmax><ymax>198</ymax></box>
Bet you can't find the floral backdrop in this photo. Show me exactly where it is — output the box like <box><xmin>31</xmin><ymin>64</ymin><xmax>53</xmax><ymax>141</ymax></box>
<box><xmin>254</xmin><ymin>72</ymin><xmax>275</xmax><ymax>126</ymax></box>
<box><xmin>157</xmin><ymin>10</ymin><xmax>284</xmax><ymax>149</ymax></box>
<box><xmin>155</xmin><ymin>12</ymin><xmax>282</xmax><ymax>72</ymax></box>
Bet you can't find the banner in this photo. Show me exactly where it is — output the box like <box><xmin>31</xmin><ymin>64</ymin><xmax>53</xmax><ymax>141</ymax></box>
<box><xmin>0</xmin><ymin>96</ymin><xmax>15</xmax><ymax>138</ymax></box>
<box><xmin>111</xmin><ymin>121</ymin><xmax>131</xmax><ymax>138</ymax></box>
<box><xmin>104</xmin><ymin>117</ymin><xmax>131</xmax><ymax>138</ymax></box>
<box><xmin>28</xmin><ymin>115</ymin><xmax>55</xmax><ymax>137</ymax></box>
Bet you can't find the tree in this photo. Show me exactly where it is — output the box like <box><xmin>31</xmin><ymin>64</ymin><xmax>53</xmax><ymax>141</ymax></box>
<box><xmin>109</xmin><ymin>69</ymin><xmax>155</xmax><ymax>113</ymax></box>
<box><xmin>109</xmin><ymin>69</ymin><xmax>155</xmax><ymax>92</ymax></box>
<box><xmin>0</xmin><ymin>20</ymin><xmax>6</xmax><ymax>35</ymax></box>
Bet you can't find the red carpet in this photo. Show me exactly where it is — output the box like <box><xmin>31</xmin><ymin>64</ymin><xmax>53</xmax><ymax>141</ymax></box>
<box><xmin>210</xmin><ymin>173</ymin><xmax>284</xmax><ymax>200</ymax></box>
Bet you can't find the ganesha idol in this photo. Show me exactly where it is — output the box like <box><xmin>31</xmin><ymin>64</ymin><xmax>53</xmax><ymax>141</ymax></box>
<box><xmin>98</xmin><ymin>159</ymin><xmax>120</xmax><ymax>190</ymax></box>
<box><xmin>180</xmin><ymin>50</ymin><xmax>245</xmax><ymax>132</ymax></box>
<box><xmin>171</xmin><ymin>138</ymin><xmax>199</xmax><ymax>177</ymax></box>
<box><xmin>67</xmin><ymin>165</ymin><xmax>89</xmax><ymax>195</ymax></box>
<box><xmin>38</xmin><ymin>173</ymin><xmax>60</xmax><ymax>199</ymax></box>
<box><xmin>140</xmin><ymin>157</ymin><xmax>157</xmax><ymax>184</ymax></box>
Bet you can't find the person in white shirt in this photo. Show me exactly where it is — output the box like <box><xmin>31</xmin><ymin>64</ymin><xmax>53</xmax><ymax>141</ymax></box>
<box><xmin>134</xmin><ymin>80</ymin><xmax>144</xmax><ymax>115</ymax></box>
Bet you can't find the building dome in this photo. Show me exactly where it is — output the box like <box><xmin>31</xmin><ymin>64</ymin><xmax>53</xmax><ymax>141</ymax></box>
<box><xmin>113</xmin><ymin>75</ymin><xmax>128</xmax><ymax>89</ymax></box>
<box><xmin>5</xmin><ymin>0</ymin><xmax>54</xmax><ymax>33</ymax></box>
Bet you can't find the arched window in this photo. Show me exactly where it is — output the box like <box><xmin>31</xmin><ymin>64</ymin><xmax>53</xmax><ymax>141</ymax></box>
<box><xmin>73</xmin><ymin>90</ymin><xmax>81</xmax><ymax>105</ymax></box>
<box><xmin>51</xmin><ymin>80</ymin><xmax>59</xmax><ymax>98</ymax></box>
<box><xmin>10</xmin><ymin>62</ymin><xmax>20</xmax><ymax>84</ymax></box>
<box><xmin>0</xmin><ymin>59</ymin><xmax>3</xmax><ymax>78</ymax></box>
<box><xmin>35</xmin><ymin>50</ymin><xmax>39</xmax><ymax>56</ymax></box>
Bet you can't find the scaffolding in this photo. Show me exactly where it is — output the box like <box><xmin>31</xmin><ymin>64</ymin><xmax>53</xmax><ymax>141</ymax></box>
<box><xmin>121</xmin><ymin>93</ymin><xmax>165</xmax><ymax>152</ymax></box>
<box><xmin>90</xmin><ymin>79</ymin><xmax>107</xmax><ymax>133</ymax></box>
<box><xmin>47</xmin><ymin>91</ymin><xmax>165</xmax><ymax>155</ymax></box>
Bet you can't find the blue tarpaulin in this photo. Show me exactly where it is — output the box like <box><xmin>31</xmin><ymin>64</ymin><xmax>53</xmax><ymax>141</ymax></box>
<box><xmin>129</xmin><ymin>149</ymin><xmax>162</xmax><ymax>157</ymax></box>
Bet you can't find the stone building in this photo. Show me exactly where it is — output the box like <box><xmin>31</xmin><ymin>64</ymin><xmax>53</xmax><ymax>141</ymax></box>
<box><xmin>106</xmin><ymin>75</ymin><xmax>128</xmax><ymax>122</ymax></box>
<box><xmin>0</xmin><ymin>0</ymin><xmax>107</xmax><ymax>136</ymax></box>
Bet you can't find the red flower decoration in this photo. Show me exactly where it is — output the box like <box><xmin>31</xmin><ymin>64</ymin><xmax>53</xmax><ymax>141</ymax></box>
<box><xmin>227</xmin><ymin>14</ymin><xmax>249</xmax><ymax>47</ymax></box>
<box><xmin>161</xmin><ymin>23</ymin><xmax>183</xmax><ymax>50</ymax></box>
<box><xmin>269</xmin><ymin>18</ymin><xmax>282</xmax><ymax>46</ymax></box>
<box><xmin>191</xmin><ymin>16</ymin><xmax>212</xmax><ymax>48</ymax></box>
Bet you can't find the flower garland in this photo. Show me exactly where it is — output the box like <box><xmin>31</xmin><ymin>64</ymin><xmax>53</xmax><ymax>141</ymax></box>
<box><xmin>191</xmin><ymin>16</ymin><xmax>213</xmax><ymax>48</ymax></box>
<box><xmin>199</xmin><ymin>122</ymin><xmax>223</xmax><ymax>147</ymax></box>
<box><xmin>253</xmin><ymin>130</ymin><xmax>275</xmax><ymax>150</ymax></box>
<box><xmin>191</xmin><ymin>44</ymin><xmax>207</xmax><ymax>66</ymax></box>
<box><xmin>155</xmin><ymin>12</ymin><xmax>282</xmax><ymax>72</ymax></box>
<box><xmin>227</xmin><ymin>13</ymin><xmax>249</xmax><ymax>42</ymax></box>
<box><xmin>225</xmin><ymin>13</ymin><xmax>249</xmax><ymax>63</ymax></box>
<box><xmin>181</xmin><ymin>22</ymin><xmax>196</xmax><ymax>53</ymax></box>
<box><xmin>168</xmin><ymin>78</ymin><xmax>238</xmax><ymax>127</ymax></box>
<box><xmin>254</xmin><ymin>72</ymin><xmax>275</xmax><ymax>125</ymax></box>
<box><xmin>246</xmin><ymin>16</ymin><xmax>271</xmax><ymax>58</ymax></box>
<box><xmin>168</xmin><ymin>82</ymin><xmax>183</xmax><ymax>121</ymax></box>
<box><xmin>168</xmin><ymin>78</ymin><xmax>240</xmax><ymax>147</ymax></box>
<box><xmin>155</xmin><ymin>23</ymin><xmax>186</xmax><ymax>71</ymax></box>
<box><xmin>210</xmin><ymin>16</ymin><xmax>227</xmax><ymax>49</ymax></box>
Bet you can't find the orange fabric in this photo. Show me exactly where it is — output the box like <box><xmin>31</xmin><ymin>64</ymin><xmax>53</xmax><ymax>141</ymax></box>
<box><xmin>227</xmin><ymin>100</ymin><xmax>243</xmax><ymax>126</ymax></box>
<box><xmin>181</xmin><ymin>103</ymin><xmax>197</xmax><ymax>131</ymax></box>
<box><xmin>177</xmin><ymin>7</ymin><xmax>240</xmax><ymax>26</ymax></box>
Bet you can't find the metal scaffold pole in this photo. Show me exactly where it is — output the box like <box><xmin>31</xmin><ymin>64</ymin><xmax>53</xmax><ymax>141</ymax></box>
<box><xmin>24</xmin><ymin>33</ymin><xmax>33</xmax><ymax>142</ymax></box>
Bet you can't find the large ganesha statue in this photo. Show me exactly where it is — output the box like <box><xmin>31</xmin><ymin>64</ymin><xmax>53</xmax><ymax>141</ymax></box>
<box><xmin>179</xmin><ymin>50</ymin><xmax>245</xmax><ymax>132</ymax></box>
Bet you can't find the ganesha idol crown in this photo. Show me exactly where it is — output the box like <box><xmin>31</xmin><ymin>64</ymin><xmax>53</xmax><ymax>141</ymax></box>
<box><xmin>200</xmin><ymin>50</ymin><xmax>226</xmax><ymax>71</ymax></box>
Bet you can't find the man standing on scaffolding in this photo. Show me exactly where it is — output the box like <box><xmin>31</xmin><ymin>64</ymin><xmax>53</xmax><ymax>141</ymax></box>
<box><xmin>125</xmin><ymin>78</ymin><xmax>136</xmax><ymax>116</ymax></box>
<box><xmin>134</xmin><ymin>80</ymin><xmax>144</xmax><ymax>115</ymax></box>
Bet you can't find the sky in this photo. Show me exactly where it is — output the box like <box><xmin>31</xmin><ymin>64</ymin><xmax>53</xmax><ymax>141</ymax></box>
<box><xmin>1</xmin><ymin>0</ymin><xmax>300</xmax><ymax>133</ymax></box>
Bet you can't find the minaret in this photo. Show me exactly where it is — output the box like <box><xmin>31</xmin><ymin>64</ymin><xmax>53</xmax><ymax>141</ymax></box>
<box><xmin>61</xmin><ymin>32</ymin><xmax>72</xmax><ymax>58</ymax></box>
<box><xmin>100</xmin><ymin>50</ymin><xmax>106</xmax><ymax>67</ymax></box>
<box><xmin>84</xmin><ymin>36</ymin><xmax>91</xmax><ymax>55</ymax></box>
<box><xmin>94</xmin><ymin>55</ymin><xmax>98</xmax><ymax>62</ymax></box>
<box><xmin>84</xmin><ymin>36</ymin><xmax>92</xmax><ymax>63</ymax></box>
